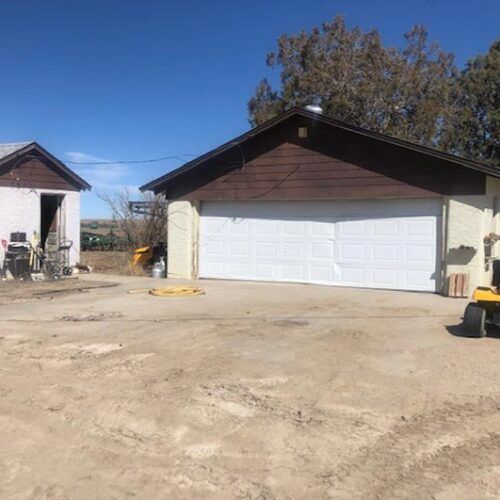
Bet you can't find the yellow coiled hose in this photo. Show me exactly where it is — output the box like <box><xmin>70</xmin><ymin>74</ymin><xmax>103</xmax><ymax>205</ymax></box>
<box><xmin>148</xmin><ymin>286</ymin><xmax>205</xmax><ymax>297</ymax></box>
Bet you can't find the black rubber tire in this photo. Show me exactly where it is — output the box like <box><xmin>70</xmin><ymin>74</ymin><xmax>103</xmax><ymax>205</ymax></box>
<box><xmin>62</xmin><ymin>266</ymin><xmax>73</xmax><ymax>276</ymax></box>
<box><xmin>463</xmin><ymin>303</ymin><xmax>487</xmax><ymax>338</ymax></box>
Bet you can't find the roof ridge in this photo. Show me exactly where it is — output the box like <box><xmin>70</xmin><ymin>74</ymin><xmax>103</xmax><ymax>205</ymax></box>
<box><xmin>0</xmin><ymin>141</ymin><xmax>33</xmax><ymax>146</ymax></box>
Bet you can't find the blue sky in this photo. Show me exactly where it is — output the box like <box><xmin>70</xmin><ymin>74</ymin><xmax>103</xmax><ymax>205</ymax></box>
<box><xmin>0</xmin><ymin>0</ymin><xmax>498</xmax><ymax>218</ymax></box>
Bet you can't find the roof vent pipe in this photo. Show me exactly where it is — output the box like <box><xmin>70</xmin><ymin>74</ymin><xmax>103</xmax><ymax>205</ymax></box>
<box><xmin>305</xmin><ymin>104</ymin><xmax>323</xmax><ymax>115</ymax></box>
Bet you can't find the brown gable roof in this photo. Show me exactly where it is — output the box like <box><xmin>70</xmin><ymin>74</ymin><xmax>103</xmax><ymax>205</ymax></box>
<box><xmin>0</xmin><ymin>142</ymin><xmax>91</xmax><ymax>191</ymax></box>
<box><xmin>141</xmin><ymin>107</ymin><xmax>498</xmax><ymax>193</ymax></box>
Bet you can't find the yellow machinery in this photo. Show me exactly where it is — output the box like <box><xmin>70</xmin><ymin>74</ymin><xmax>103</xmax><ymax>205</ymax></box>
<box><xmin>132</xmin><ymin>246</ymin><xmax>153</xmax><ymax>267</ymax></box>
<box><xmin>463</xmin><ymin>260</ymin><xmax>500</xmax><ymax>337</ymax></box>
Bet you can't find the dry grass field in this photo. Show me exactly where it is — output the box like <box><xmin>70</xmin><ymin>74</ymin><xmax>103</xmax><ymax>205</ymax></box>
<box><xmin>80</xmin><ymin>251</ymin><xmax>145</xmax><ymax>276</ymax></box>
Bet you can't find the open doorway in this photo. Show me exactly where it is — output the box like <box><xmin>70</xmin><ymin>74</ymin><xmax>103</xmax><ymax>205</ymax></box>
<box><xmin>40</xmin><ymin>194</ymin><xmax>64</xmax><ymax>253</ymax></box>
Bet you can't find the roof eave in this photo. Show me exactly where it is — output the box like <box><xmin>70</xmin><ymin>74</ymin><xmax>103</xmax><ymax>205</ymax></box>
<box><xmin>139</xmin><ymin>108</ymin><xmax>301</xmax><ymax>192</ymax></box>
<box><xmin>31</xmin><ymin>142</ymin><xmax>92</xmax><ymax>191</ymax></box>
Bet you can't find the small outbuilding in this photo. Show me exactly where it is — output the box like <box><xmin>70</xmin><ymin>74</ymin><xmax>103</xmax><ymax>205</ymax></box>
<box><xmin>0</xmin><ymin>142</ymin><xmax>90</xmax><ymax>266</ymax></box>
<box><xmin>141</xmin><ymin>108</ymin><xmax>500</xmax><ymax>295</ymax></box>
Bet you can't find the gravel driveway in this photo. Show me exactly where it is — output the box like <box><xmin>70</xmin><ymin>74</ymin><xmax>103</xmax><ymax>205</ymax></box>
<box><xmin>1</xmin><ymin>275</ymin><xmax>499</xmax><ymax>499</ymax></box>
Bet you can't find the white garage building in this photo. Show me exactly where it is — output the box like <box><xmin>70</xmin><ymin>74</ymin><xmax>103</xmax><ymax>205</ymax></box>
<box><xmin>141</xmin><ymin>108</ymin><xmax>500</xmax><ymax>295</ymax></box>
<box><xmin>0</xmin><ymin>142</ymin><xmax>90</xmax><ymax>266</ymax></box>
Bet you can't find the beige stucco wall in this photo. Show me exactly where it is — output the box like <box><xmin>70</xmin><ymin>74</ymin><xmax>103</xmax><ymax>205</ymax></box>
<box><xmin>443</xmin><ymin>177</ymin><xmax>500</xmax><ymax>293</ymax></box>
<box><xmin>167</xmin><ymin>200</ymin><xmax>200</xmax><ymax>279</ymax></box>
<box><xmin>487</xmin><ymin>177</ymin><xmax>500</xmax><ymax>237</ymax></box>
<box><xmin>443</xmin><ymin>196</ymin><xmax>490</xmax><ymax>290</ymax></box>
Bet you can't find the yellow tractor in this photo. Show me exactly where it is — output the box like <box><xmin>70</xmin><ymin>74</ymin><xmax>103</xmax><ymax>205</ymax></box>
<box><xmin>463</xmin><ymin>260</ymin><xmax>500</xmax><ymax>337</ymax></box>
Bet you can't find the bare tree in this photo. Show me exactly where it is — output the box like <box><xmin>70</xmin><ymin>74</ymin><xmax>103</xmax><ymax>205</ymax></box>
<box><xmin>98</xmin><ymin>189</ymin><xmax>168</xmax><ymax>251</ymax></box>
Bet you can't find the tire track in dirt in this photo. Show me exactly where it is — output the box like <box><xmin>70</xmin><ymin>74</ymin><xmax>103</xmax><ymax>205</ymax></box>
<box><xmin>326</xmin><ymin>396</ymin><xmax>500</xmax><ymax>499</ymax></box>
<box><xmin>196</xmin><ymin>382</ymin><xmax>384</xmax><ymax>433</ymax></box>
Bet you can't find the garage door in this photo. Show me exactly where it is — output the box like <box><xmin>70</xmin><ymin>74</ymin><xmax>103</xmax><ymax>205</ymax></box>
<box><xmin>199</xmin><ymin>200</ymin><xmax>441</xmax><ymax>292</ymax></box>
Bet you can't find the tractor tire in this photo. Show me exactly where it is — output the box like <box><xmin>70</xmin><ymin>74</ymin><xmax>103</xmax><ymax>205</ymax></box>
<box><xmin>463</xmin><ymin>303</ymin><xmax>487</xmax><ymax>338</ymax></box>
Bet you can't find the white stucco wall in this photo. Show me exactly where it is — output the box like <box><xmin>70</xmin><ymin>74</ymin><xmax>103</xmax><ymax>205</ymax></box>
<box><xmin>0</xmin><ymin>186</ymin><xmax>81</xmax><ymax>265</ymax></box>
<box><xmin>167</xmin><ymin>200</ymin><xmax>199</xmax><ymax>279</ymax></box>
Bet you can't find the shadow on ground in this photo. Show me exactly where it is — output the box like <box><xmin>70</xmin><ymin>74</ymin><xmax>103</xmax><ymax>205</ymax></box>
<box><xmin>446</xmin><ymin>323</ymin><xmax>500</xmax><ymax>339</ymax></box>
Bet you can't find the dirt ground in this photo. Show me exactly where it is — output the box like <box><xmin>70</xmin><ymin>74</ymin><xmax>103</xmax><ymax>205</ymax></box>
<box><xmin>1</xmin><ymin>275</ymin><xmax>500</xmax><ymax>499</ymax></box>
<box><xmin>0</xmin><ymin>277</ymin><xmax>116</xmax><ymax>306</ymax></box>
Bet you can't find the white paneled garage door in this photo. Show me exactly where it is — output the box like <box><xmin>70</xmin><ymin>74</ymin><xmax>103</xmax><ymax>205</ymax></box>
<box><xmin>199</xmin><ymin>199</ymin><xmax>441</xmax><ymax>292</ymax></box>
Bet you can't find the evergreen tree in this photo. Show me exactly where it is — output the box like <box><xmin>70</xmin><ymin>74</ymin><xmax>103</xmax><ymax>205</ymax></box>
<box><xmin>446</xmin><ymin>40</ymin><xmax>500</xmax><ymax>165</ymax></box>
<box><xmin>248</xmin><ymin>16</ymin><xmax>456</xmax><ymax>148</ymax></box>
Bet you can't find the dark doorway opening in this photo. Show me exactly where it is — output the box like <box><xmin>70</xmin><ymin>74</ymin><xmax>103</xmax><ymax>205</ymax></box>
<box><xmin>40</xmin><ymin>194</ymin><xmax>64</xmax><ymax>250</ymax></box>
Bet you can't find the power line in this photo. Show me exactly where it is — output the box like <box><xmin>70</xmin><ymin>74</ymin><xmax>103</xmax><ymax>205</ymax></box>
<box><xmin>65</xmin><ymin>154</ymin><xmax>199</xmax><ymax>166</ymax></box>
